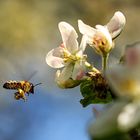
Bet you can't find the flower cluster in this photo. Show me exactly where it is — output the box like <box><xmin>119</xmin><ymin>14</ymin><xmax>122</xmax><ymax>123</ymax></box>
<box><xmin>46</xmin><ymin>10</ymin><xmax>140</xmax><ymax>139</ymax></box>
<box><xmin>46</xmin><ymin>11</ymin><xmax>126</xmax><ymax>88</ymax></box>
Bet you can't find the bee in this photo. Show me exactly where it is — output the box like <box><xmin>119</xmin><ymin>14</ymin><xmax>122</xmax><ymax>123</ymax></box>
<box><xmin>3</xmin><ymin>80</ymin><xmax>41</xmax><ymax>101</ymax></box>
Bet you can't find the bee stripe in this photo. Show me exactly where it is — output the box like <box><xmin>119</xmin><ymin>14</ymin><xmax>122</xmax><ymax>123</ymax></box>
<box><xmin>3</xmin><ymin>81</ymin><xmax>22</xmax><ymax>90</ymax></box>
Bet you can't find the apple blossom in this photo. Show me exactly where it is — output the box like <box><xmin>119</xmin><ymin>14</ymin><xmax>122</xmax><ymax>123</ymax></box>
<box><xmin>106</xmin><ymin>42</ymin><xmax>140</xmax><ymax>100</ymax></box>
<box><xmin>46</xmin><ymin>22</ymin><xmax>87</xmax><ymax>88</ymax></box>
<box><xmin>78</xmin><ymin>11</ymin><xmax>126</xmax><ymax>56</ymax></box>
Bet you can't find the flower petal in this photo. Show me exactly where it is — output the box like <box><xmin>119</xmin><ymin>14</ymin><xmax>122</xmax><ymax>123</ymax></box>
<box><xmin>65</xmin><ymin>30</ymin><xmax>79</xmax><ymax>54</ymax></box>
<box><xmin>55</xmin><ymin>70</ymin><xmax>81</xmax><ymax>88</ymax></box>
<box><xmin>106</xmin><ymin>11</ymin><xmax>126</xmax><ymax>39</ymax></box>
<box><xmin>79</xmin><ymin>35</ymin><xmax>88</xmax><ymax>54</ymax></box>
<box><xmin>78</xmin><ymin>20</ymin><xmax>96</xmax><ymax>37</ymax></box>
<box><xmin>72</xmin><ymin>61</ymin><xmax>85</xmax><ymax>80</ymax></box>
<box><xmin>58</xmin><ymin>22</ymin><xmax>78</xmax><ymax>53</ymax></box>
<box><xmin>56</xmin><ymin>63</ymin><xmax>74</xmax><ymax>82</ymax></box>
<box><xmin>89</xmin><ymin>101</ymin><xmax>128</xmax><ymax>138</ymax></box>
<box><xmin>118</xmin><ymin>102</ymin><xmax>140</xmax><ymax>131</ymax></box>
<box><xmin>51</xmin><ymin>46</ymin><xmax>65</xmax><ymax>58</ymax></box>
<box><xmin>46</xmin><ymin>48</ymin><xmax>64</xmax><ymax>68</ymax></box>
<box><xmin>125</xmin><ymin>42</ymin><xmax>140</xmax><ymax>67</ymax></box>
<box><xmin>106</xmin><ymin>65</ymin><xmax>140</xmax><ymax>99</ymax></box>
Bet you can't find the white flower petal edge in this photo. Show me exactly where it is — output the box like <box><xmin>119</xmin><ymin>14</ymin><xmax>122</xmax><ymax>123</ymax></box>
<box><xmin>106</xmin><ymin>11</ymin><xmax>126</xmax><ymax>39</ymax></box>
<box><xmin>79</xmin><ymin>35</ymin><xmax>88</xmax><ymax>54</ymax></box>
<box><xmin>58</xmin><ymin>22</ymin><xmax>78</xmax><ymax>53</ymax></box>
<box><xmin>78</xmin><ymin>20</ymin><xmax>96</xmax><ymax>37</ymax></box>
<box><xmin>46</xmin><ymin>48</ymin><xmax>64</xmax><ymax>68</ymax></box>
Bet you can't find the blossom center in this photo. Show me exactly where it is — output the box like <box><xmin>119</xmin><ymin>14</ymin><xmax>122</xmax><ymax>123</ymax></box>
<box><xmin>61</xmin><ymin>48</ymin><xmax>82</xmax><ymax>63</ymax></box>
<box><xmin>93</xmin><ymin>33</ymin><xmax>107</xmax><ymax>47</ymax></box>
<box><xmin>91</xmin><ymin>31</ymin><xmax>112</xmax><ymax>55</ymax></box>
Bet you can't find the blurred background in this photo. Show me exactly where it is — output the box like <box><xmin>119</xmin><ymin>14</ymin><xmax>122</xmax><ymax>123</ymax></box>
<box><xmin>0</xmin><ymin>0</ymin><xmax>139</xmax><ymax>140</ymax></box>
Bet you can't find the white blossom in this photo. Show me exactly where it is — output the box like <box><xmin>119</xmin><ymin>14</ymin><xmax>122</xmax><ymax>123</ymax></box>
<box><xmin>78</xmin><ymin>11</ymin><xmax>126</xmax><ymax>56</ymax></box>
<box><xmin>106</xmin><ymin>42</ymin><xmax>140</xmax><ymax>99</ymax></box>
<box><xmin>46</xmin><ymin>22</ymin><xmax>87</xmax><ymax>86</ymax></box>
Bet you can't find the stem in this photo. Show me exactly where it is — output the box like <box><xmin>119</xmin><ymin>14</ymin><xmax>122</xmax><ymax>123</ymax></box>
<box><xmin>102</xmin><ymin>54</ymin><xmax>109</xmax><ymax>72</ymax></box>
<box><xmin>85</xmin><ymin>61</ymin><xmax>100</xmax><ymax>74</ymax></box>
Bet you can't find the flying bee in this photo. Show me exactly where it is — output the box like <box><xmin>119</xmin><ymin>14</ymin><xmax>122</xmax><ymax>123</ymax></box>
<box><xmin>3</xmin><ymin>80</ymin><xmax>41</xmax><ymax>101</ymax></box>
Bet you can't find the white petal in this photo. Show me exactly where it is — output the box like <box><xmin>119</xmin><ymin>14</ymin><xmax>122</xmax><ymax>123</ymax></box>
<box><xmin>118</xmin><ymin>102</ymin><xmax>140</xmax><ymax>131</ymax></box>
<box><xmin>57</xmin><ymin>63</ymin><xmax>74</xmax><ymax>82</ymax></box>
<box><xmin>89</xmin><ymin>101</ymin><xmax>128</xmax><ymax>138</ymax></box>
<box><xmin>72</xmin><ymin>61</ymin><xmax>85</xmax><ymax>80</ymax></box>
<box><xmin>65</xmin><ymin>30</ymin><xmax>79</xmax><ymax>54</ymax></box>
<box><xmin>46</xmin><ymin>48</ymin><xmax>64</xmax><ymax>68</ymax></box>
<box><xmin>106</xmin><ymin>11</ymin><xmax>126</xmax><ymax>39</ymax></box>
<box><xmin>106</xmin><ymin>65</ymin><xmax>140</xmax><ymax>99</ymax></box>
<box><xmin>58</xmin><ymin>22</ymin><xmax>78</xmax><ymax>53</ymax></box>
<box><xmin>78</xmin><ymin>20</ymin><xmax>96</xmax><ymax>37</ymax></box>
<box><xmin>51</xmin><ymin>46</ymin><xmax>65</xmax><ymax>58</ymax></box>
<box><xmin>125</xmin><ymin>42</ymin><xmax>140</xmax><ymax>67</ymax></box>
<box><xmin>79</xmin><ymin>35</ymin><xmax>88</xmax><ymax>54</ymax></box>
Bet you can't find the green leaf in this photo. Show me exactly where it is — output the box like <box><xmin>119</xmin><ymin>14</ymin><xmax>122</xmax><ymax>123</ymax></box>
<box><xmin>80</xmin><ymin>91</ymin><xmax>112</xmax><ymax>107</ymax></box>
<box><xmin>80</xmin><ymin>77</ymin><xmax>113</xmax><ymax>107</ymax></box>
<box><xmin>80</xmin><ymin>80</ymin><xmax>94</xmax><ymax>97</ymax></box>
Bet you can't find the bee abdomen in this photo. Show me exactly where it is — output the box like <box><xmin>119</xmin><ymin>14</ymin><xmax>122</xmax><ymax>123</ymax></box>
<box><xmin>3</xmin><ymin>81</ymin><xmax>21</xmax><ymax>90</ymax></box>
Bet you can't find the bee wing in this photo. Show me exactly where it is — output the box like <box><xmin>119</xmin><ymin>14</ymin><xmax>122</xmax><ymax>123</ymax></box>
<box><xmin>26</xmin><ymin>71</ymin><xmax>38</xmax><ymax>81</ymax></box>
<box><xmin>10</xmin><ymin>61</ymin><xmax>38</xmax><ymax>81</ymax></box>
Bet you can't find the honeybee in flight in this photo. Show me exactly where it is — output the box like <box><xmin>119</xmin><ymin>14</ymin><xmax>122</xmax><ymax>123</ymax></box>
<box><xmin>3</xmin><ymin>80</ymin><xmax>41</xmax><ymax>101</ymax></box>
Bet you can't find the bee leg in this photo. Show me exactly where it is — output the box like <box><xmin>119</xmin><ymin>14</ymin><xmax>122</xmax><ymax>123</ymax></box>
<box><xmin>14</xmin><ymin>92</ymin><xmax>21</xmax><ymax>100</ymax></box>
<box><xmin>18</xmin><ymin>89</ymin><xmax>27</xmax><ymax>101</ymax></box>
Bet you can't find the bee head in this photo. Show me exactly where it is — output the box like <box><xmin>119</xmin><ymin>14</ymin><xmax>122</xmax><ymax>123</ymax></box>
<box><xmin>29</xmin><ymin>83</ymin><xmax>42</xmax><ymax>94</ymax></box>
<box><xmin>29</xmin><ymin>83</ymin><xmax>34</xmax><ymax>93</ymax></box>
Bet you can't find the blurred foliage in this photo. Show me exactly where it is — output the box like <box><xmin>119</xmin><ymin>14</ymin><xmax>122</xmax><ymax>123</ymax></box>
<box><xmin>92</xmin><ymin>134</ymin><xmax>131</xmax><ymax>140</ymax></box>
<box><xmin>80</xmin><ymin>73</ymin><xmax>113</xmax><ymax>107</ymax></box>
<box><xmin>0</xmin><ymin>0</ymin><xmax>140</xmax><ymax>49</ymax></box>
<box><xmin>0</xmin><ymin>0</ymin><xmax>139</xmax><ymax>65</ymax></box>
